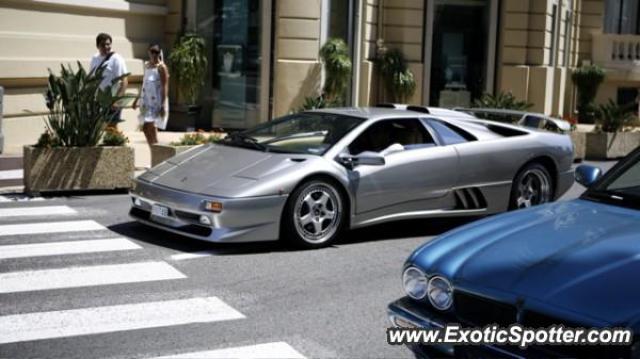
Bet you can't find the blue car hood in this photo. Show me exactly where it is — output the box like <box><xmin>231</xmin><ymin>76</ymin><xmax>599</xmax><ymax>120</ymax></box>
<box><xmin>411</xmin><ymin>199</ymin><xmax>640</xmax><ymax>325</ymax></box>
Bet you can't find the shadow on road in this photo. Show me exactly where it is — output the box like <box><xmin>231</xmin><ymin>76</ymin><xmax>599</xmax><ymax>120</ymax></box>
<box><xmin>110</xmin><ymin>215</ymin><xmax>483</xmax><ymax>255</ymax></box>
<box><xmin>341</xmin><ymin>216</ymin><xmax>482</xmax><ymax>245</ymax></box>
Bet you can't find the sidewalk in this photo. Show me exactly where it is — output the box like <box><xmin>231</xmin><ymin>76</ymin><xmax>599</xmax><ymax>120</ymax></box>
<box><xmin>128</xmin><ymin>130</ymin><xmax>186</xmax><ymax>170</ymax></box>
<box><xmin>0</xmin><ymin>129</ymin><xmax>188</xmax><ymax>194</ymax></box>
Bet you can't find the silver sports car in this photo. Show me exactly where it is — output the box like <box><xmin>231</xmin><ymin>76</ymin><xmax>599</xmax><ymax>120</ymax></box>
<box><xmin>129</xmin><ymin>106</ymin><xmax>574</xmax><ymax>249</ymax></box>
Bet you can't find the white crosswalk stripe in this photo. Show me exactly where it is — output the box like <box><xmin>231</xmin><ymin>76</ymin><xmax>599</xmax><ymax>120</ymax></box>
<box><xmin>0</xmin><ymin>220</ymin><xmax>105</xmax><ymax>236</ymax></box>
<box><xmin>0</xmin><ymin>205</ymin><xmax>76</xmax><ymax>218</ymax></box>
<box><xmin>0</xmin><ymin>204</ymin><xmax>306</xmax><ymax>359</ymax></box>
<box><xmin>0</xmin><ymin>169</ymin><xmax>22</xmax><ymax>180</ymax></box>
<box><xmin>0</xmin><ymin>237</ymin><xmax>141</xmax><ymax>259</ymax></box>
<box><xmin>153</xmin><ymin>342</ymin><xmax>306</xmax><ymax>359</ymax></box>
<box><xmin>169</xmin><ymin>250</ymin><xmax>216</xmax><ymax>261</ymax></box>
<box><xmin>0</xmin><ymin>296</ymin><xmax>245</xmax><ymax>344</ymax></box>
<box><xmin>0</xmin><ymin>261</ymin><xmax>186</xmax><ymax>293</ymax></box>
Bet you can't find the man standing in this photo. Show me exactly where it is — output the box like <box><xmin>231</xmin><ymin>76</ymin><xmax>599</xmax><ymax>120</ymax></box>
<box><xmin>90</xmin><ymin>33</ymin><xmax>128</xmax><ymax>126</ymax></box>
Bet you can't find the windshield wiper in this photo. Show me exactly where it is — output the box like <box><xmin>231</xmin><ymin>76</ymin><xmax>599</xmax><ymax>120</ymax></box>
<box><xmin>261</xmin><ymin>131</ymin><xmax>328</xmax><ymax>145</ymax></box>
<box><xmin>223</xmin><ymin>132</ymin><xmax>268</xmax><ymax>151</ymax></box>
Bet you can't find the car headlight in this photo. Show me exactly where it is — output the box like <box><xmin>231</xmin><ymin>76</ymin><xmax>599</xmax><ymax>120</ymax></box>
<box><xmin>427</xmin><ymin>276</ymin><xmax>453</xmax><ymax>310</ymax></box>
<box><xmin>403</xmin><ymin>266</ymin><xmax>428</xmax><ymax>300</ymax></box>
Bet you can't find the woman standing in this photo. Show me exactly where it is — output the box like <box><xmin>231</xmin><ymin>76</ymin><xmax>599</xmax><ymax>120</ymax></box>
<box><xmin>133</xmin><ymin>44</ymin><xmax>169</xmax><ymax>145</ymax></box>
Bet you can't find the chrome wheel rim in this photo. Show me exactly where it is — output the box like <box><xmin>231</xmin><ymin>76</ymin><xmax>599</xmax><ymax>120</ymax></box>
<box><xmin>516</xmin><ymin>169</ymin><xmax>551</xmax><ymax>209</ymax></box>
<box><xmin>293</xmin><ymin>184</ymin><xmax>341</xmax><ymax>244</ymax></box>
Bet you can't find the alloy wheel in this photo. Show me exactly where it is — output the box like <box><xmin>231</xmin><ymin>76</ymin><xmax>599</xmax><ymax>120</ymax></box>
<box><xmin>293</xmin><ymin>184</ymin><xmax>341</xmax><ymax>244</ymax></box>
<box><xmin>516</xmin><ymin>168</ymin><xmax>551</xmax><ymax>208</ymax></box>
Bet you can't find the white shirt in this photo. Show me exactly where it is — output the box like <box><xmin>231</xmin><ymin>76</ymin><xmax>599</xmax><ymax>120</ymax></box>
<box><xmin>89</xmin><ymin>52</ymin><xmax>128</xmax><ymax>92</ymax></box>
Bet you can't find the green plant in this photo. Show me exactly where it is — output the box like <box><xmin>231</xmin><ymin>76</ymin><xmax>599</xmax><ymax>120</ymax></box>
<box><xmin>42</xmin><ymin>62</ymin><xmax>124</xmax><ymax>147</ymax></box>
<box><xmin>170</xmin><ymin>132</ymin><xmax>223</xmax><ymax>146</ymax></box>
<box><xmin>319</xmin><ymin>38</ymin><xmax>352</xmax><ymax>105</ymax></box>
<box><xmin>572</xmin><ymin>65</ymin><xmax>606</xmax><ymax>124</ymax></box>
<box><xmin>101</xmin><ymin>127</ymin><xmax>129</xmax><ymax>146</ymax></box>
<box><xmin>168</xmin><ymin>33</ymin><xmax>208</xmax><ymax>105</ymax></box>
<box><xmin>35</xmin><ymin>129</ymin><xmax>61</xmax><ymax>148</ymax></box>
<box><xmin>296</xmin><ymin>94</ymin><xmax>343</xmax><ymax>112</ymax></box>
<box><xmin>473</xmin><ymin>92</ymin><xmax>532</xmax><ymax>111</ymax></box>
<box><xmin>596</xmin><ymin>99</ymin><xmax>634</xmax><ymax>133</ymax></box>
<box><xmin>377</xmin><ymin>49</ymin><xmax>416</xmax><ymax>103</ymax></box>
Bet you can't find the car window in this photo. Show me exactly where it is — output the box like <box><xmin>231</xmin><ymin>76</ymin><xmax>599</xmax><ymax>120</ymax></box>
<box><xmin>425</xmin><ymin>119</ymin><xmax>470</xmax><ymax>145</ymax></box>
<box><xmin>606</xmin><ymin>161</ymin><xmax>640</xmax><ymax>194</ymax></box>
<box><xmin>521</xmin><ymin>115</ymin><xmax>547</xmax><ymax>129</ymax></box>
<box><xmin>240</xmin><ymin>112</ymin><xmax>364</xmax><ymax>155</ymax></box>
<box><xmin>348</xmin><ymin>118</ymin><xmax>435</xmax><ymax>155</ymax></box>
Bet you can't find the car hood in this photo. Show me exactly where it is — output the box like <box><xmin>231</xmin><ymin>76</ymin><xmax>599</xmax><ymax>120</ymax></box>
<box><xmin>411</xmin><ymin>199</ymin><xmax>640</xmax><ymax>325</ymax></box>
<box><xmin>139</xmin><ymin>144</ymin><xmax>306</xmax><ymax>196</ymax></box>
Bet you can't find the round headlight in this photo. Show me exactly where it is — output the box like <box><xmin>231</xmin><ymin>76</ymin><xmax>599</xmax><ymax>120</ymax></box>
<box><xmin>403</xmin><ymin>266</ymin><xmax>428</xmax><ymax>300</ymax></box>
<box><xmin>427</xmin><ymin>276</ymin><xmax>453</xmax><ymax>310</ymax></box>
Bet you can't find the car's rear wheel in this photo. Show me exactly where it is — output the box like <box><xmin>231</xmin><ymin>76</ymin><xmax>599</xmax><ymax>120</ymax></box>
<box><xmin>282</xmin><ymin>179</ymin><xmax>345</xmax><ymax>249</ymax></box>
<box><xmin>509</xmin><ymin>163</ymin><xmax>553</xmax><ymax>210</ymax></box>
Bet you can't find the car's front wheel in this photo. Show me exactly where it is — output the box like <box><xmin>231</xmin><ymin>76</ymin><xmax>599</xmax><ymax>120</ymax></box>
<box><xmin>509</xmin><ymin>163</ymin><xmax>554</xmax><ymax>210</ymax></box>
<box><xmin>282</xmin><ymin>179</ymin><xmax>345</xmax><ymax>249</ymax></box>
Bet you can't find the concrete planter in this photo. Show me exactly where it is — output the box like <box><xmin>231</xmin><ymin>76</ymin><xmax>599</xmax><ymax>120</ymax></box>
<box><xmin>570</xmin><ymin>131</ymin><xmax>586</xmax><ymax>162</ymax></box>
<box><xmin>150</xmin><ymin>144</ymin><xmax>199</xmax><ymax>167</ymax></box>
<box><xmin>23</xmin><ymin>146</ymin><xmax>134</xmax><ymax>194</ymax></box>
<box><xmin>586</xmin><ymin>132</ymin><xmax>640</xmax><ymax>160</ymax></box>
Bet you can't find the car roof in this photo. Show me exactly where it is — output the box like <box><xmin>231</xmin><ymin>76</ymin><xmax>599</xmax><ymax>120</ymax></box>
<box><xmin>310</xmin><ymin>106</ymin><xmax>532</xmax><ymax>141</ymax></box>
<box><xmin>311</xmin><ymin>106</ymin><xmax>477</xmax><ymax>121</ymax></box>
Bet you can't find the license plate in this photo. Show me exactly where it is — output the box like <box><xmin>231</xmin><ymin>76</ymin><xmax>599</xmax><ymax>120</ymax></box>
<box><xmin>151</xmin><ymin>204</ymin><xmax>170</xmax><ymax>217</ymax></box>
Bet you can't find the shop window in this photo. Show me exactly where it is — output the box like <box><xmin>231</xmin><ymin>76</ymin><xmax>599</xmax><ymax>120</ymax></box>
<box><xmin>617</xmin><ymin>88</ymin><xmax>639</xmax><ymax>110</ymax></box>
<box><xmin>550</xmin><ymin>3</ymin><xmax>558</xmax><ymax>66</ymax></box>
<box><xmin>604</xmin><ymin>0</ymin><xmax>640</xmax><ymax>34</ymax></box>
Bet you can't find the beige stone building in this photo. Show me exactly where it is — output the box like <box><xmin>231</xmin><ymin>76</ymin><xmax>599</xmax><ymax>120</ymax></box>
<box><xmin>0</xmin><ymin>0</ymin><xmax>636</xmax><ymax>154</ymax></box>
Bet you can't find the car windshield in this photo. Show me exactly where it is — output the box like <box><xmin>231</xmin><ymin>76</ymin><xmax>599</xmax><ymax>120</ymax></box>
<box><xmin>584</xmin><ymin>152</ymin><xmax>640</xmax><ymax>210</ymax></box>
<box><xmin>224</xmin><ymin>112</ymin><xmax>364</xmax><ymax>155</ymax></box>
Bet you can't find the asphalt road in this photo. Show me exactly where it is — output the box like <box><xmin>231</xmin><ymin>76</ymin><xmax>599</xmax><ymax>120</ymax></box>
<box><xmin>0</xmin><ymin>161</ymin><xmax>617</xmax><ymax>359</ymax></box>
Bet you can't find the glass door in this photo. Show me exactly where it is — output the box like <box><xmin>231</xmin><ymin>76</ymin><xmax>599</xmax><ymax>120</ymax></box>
<box><xmin>195</xmin><ymin>0</ymin><xmax>271</xmax><ymax>129</ymax></box>
<box><xmin>423</xmin><ymin>0</ymin><xmax>497</xmax><ymax>108</ymax></box>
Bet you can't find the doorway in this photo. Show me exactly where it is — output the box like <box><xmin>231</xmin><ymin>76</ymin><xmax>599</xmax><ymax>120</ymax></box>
<box><xmin>193</xmin><ymin>0</ymin><xmax>272</xmax><ymax>129</ymax></box>
<box><xmin>423</xmin><ymin>0</ymin><xmax>498</xmax><ymax>108</ymax></box>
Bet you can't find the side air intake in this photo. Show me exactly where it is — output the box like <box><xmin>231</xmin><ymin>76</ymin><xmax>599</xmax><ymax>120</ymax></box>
<box><xmin>453</xmin><ymin>188</ymin><xmax>487</xmax><ymax>210</ymax></box>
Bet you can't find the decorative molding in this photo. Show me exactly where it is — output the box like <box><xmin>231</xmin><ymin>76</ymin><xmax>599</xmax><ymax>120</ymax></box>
<box><xmin>21</xmin><ymin>0</ymin><xmax>168</xmax><ymax>16</ymax></box>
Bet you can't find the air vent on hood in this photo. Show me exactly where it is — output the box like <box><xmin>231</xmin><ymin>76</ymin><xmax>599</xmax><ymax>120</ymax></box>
<box><xmin>289</xmin><ymin>158</ymin><xmax>307</xmax><ymax>163</ymax></box>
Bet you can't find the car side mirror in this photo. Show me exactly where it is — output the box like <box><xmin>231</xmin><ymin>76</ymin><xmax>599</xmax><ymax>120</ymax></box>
<box><xmin>339</xmin><ymin>152</ymin><xmax>386</xmax><ymax>169</ymax></box>
<box><xmin>575</xmin><ymin>165</ymin><xmax>602</xmax><ymax>187</ymax></box>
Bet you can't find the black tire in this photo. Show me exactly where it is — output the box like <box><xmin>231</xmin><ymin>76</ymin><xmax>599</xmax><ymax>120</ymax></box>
<box><xmin>281</xmin><ymin>179</ymin><xmax>345</xmax><ymax>249</ymax></box>
<box><xmin>509</xmin><ymin>163</ymin><xmax>554</xmax><ymax>210</ymax></box>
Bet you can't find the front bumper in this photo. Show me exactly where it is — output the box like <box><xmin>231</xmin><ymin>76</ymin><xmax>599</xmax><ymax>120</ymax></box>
<box><xmin>555</xmin><ymin>168</ymin><xmax>574</xmax><ymax>200</ymax></box>
<box><xmin>129</xmin><ymin>179</ymin><xmax>288</xmax><ymax>243</ymax></box>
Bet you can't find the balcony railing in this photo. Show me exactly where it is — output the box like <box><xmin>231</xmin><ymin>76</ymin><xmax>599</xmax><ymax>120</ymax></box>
<box><xmin>592</xmin><ymin>33</ymin><xmax>640</xmax><ymax>70</ymax></box>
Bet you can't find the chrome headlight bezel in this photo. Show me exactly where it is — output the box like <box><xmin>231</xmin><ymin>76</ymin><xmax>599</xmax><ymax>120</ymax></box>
<box><xmin>427</xmin><ymin>275</ymin><xmax>454</xmax><ymax>311</ymax></box>
<box><xmin>402</xmin><ymin>266</ymin><xmax>428</xmax><ymax>300</ymax></box>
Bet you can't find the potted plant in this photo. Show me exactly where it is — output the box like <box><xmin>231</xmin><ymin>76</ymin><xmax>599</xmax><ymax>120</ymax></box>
<box><xmin>23</xmin><ymin>63</ymin><xmax>134</xmax><ymax>194</ymax></box>
<box><xmin>473</xmin><ymin>91</ymin><xmax>533</xmax><ymax>111</ymax></box>
<box><xmin>586</xmin><ymin>99</ymin><xmax>640</xmax><ymax>159</ymax></box>
<box><xmin>167</xmin><ymin>33</ymin><xmax>208</xmax><ymax>130</ymax></box>
<box><xmin>151</xmin><ymin>131</ymin><xmax>223</xmax><ymax>167</ymax></box>
<box><xmin>297</xmin><ymin>38</ymin><xmax>352</xmax><ymax>111</ymax></box>
<box><xmin>377</xmin><ymin>48</ymin><xmax>416</xmax><ymax>103</ymax></box>
<box><xmin>572</xmin><ymin>64</ymin><xmax>605</xmax><ymax>124</ymax></box>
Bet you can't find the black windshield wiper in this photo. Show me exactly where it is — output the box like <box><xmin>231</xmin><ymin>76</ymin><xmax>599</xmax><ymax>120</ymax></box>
<box><xmin>223</xmin><ymin>132</ymin><xmax>268</xmax><ymax>151</ymax></box>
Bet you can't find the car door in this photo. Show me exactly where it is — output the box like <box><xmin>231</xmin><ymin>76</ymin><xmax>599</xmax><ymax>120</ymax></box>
<box><xmin>347</xmin><ymin>118</ymin><xmax>459</xmax><ymax>219</ymax></box>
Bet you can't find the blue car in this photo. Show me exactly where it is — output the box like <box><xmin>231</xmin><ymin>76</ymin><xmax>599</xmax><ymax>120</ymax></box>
<box><xmin>388</xmin><ymin>148</ymin><xmax>640</xmax><ymax>358</ymax></box>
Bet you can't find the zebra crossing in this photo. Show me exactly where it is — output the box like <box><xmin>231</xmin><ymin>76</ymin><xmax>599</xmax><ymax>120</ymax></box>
<box><xmin>0</xmin><ymin>203</ymin><xmax>306</xmax><ymax>358</ymax></box>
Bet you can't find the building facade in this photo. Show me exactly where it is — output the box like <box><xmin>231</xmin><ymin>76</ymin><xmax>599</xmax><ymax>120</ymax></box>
<box><xmin>0</xmin><ymin>0</ymin><xmax>636</xmax><ymax>153</ymax></box>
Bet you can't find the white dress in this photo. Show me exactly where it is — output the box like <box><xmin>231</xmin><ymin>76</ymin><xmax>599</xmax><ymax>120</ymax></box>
<box><xmin>138</xmin><ymin>63</ymin><xmax>168</xmax><ymax>130</ymax></box>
